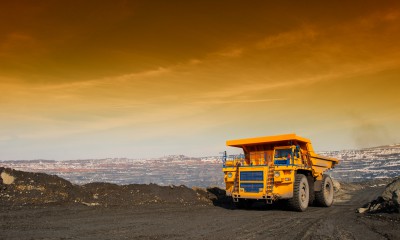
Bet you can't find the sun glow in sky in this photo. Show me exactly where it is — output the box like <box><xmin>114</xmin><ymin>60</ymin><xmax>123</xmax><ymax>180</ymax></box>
<box><xmin>1</xmin><ymin>1</ymin><xmax>400</xmax><ymax>160</ymax></box>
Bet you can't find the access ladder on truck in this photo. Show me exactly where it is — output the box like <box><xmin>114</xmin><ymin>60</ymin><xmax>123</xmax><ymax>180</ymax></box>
<box><xmin>266</xmin><ymin>166</ymin><xmax>275</xmax><ymax>204</ymax></box>
<box><xmin>232</xmin><ymin>163</ymin><xmax>240</xmax><ymax>202</ymax></box>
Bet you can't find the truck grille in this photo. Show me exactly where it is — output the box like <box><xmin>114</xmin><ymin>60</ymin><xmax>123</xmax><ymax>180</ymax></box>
<box><xmin>240</xmin><ymin>171</ymin><xmax>263</xmax><ymax>181</ymax></box>
<box><xmin>240</xmin><ymin>183</ymin><xmax>264</xmax><ymax>192</ymax></box>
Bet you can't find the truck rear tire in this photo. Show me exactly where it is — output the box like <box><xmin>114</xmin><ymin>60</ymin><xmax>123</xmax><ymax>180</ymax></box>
<box><xmin>288</xmin><ymin>174</ymin><xmax>309</xmax><ymax>212</ymax></box>
<box><xmin>315</xmin><ymin>175</ymin><xmax>334</xmax><ymax>207</ymax></box>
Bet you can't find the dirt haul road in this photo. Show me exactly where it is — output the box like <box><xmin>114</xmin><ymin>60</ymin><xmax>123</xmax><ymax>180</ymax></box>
<box><xmin>1</xmin><ymin>187</ymin><xmax>399</xmax><ymax>239</ymax></box>
<box><xmin>0</xmin><ymin>171</ymin><xmax>399</xmax><ymax>240</ymax></box>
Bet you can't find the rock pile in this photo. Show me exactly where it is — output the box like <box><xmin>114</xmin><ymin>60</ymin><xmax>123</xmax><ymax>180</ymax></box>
<box><xmin>358</xmin><ymin>177</ymin><xmax>400</xmax><ymax>214</ymax></box>
<box><xmin>0</xmin><ymin>167</ymin><xmax>217</xmax><ymax>208</ymax></box>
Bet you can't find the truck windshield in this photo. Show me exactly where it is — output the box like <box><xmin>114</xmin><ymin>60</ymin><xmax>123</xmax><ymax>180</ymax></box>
<box><xmin>274</xmin><ymin>148</ymin><xmax>292</xmax><ymax>159</ymax></box>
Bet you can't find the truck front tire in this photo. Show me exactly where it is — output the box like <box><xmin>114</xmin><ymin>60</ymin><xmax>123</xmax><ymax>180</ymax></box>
<box><xmin>315</xmin><ymin>175</ymin><xmax>334</xmax><ymax>207</ymax></box>
<box><xmin>288</xmin><ymin>174</ymin><xmax>309</xmax><ymax>212</ymax></box>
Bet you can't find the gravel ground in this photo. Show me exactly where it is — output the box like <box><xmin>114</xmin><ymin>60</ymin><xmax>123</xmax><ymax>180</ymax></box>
<box><xmin>0</xmin><ymin>168</ymin><xmax>399</xmax><ymax>240</ymax></box>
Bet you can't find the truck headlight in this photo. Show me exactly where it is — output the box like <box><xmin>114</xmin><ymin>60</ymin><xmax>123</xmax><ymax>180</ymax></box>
<box><xmin>228</xmin><ymin>172</ymin><xmax>232</xmax><ymax>178</ymax></box>
<box><xmin>274</xmin><ymin>171</ymin><xmax>280</xmax><ymax>178</ymax></box>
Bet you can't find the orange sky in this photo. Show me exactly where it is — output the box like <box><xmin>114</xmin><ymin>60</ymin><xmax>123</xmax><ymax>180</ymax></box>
<box><xmin>1</xmin><ymin>1</ymin><xmax>400</xmax><ymax>160</ymax></box>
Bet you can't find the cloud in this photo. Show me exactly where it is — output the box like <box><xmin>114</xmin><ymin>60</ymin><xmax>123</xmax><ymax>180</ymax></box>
<box><xmin>256</xmin><ymin>25</ymin><xmax>318</xmax><ymax>49</ymax></box>
<box><xmin>192</xmin><ymin>98</ymin><xmax>285</xmax><ymax>105</ymax></box>
<box><xmin>358</xmin><ymin>8</ymin><xmax>400</xmax><ymax>27</ymax></box>
<box><xmin>32</xmin><ymin>67</ymin><xmax>172</xmax><ymax>91</ymax></box>
<box><xmin>214</xmin><ymin>48</ymin><xmax>244</xmax><ymax>58</ymax></box>
<box><xmin>0</xmin><ymin>32</ymin><xmax>36</xmax><ymax>52</ymax></box>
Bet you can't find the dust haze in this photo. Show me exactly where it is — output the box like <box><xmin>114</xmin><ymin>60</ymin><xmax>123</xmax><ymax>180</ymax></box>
<box><xmin>350</xmin><ymin>112</ymin><xmax>394</xmax><ymax>148</ymax></box>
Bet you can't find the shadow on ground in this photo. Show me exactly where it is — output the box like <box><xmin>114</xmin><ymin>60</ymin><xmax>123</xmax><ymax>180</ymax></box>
<box><xmin>206</xmin><ymin>187</ymin><xmax>292</xmax><ymax>211</ymax></box>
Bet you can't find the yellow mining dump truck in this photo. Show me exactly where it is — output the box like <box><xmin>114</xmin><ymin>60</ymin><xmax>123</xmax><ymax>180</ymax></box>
<box><xmin>222</xmin><ymin>134</ymin><xmax>339</xmax><ymax>211</ymax></box>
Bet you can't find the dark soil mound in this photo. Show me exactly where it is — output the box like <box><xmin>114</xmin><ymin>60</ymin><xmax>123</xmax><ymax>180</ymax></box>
<box><xmin>358</xmin><ymin>177</ymin><xmax>400</xmax><ymax>214</ymax></box>
<box><xmin>0</xmin><ymin>167</ymin><xmax>74</xmax><ymax>206</ymax></box>
<box><xmin>0</xmin><ymin>168</ymin><xmax>216</xmax><ymax>207</ymax></box>
<box><xmin>76</xmin><ymin>182</ymin><xmax>212</xmax><ymax>206</ymax></box>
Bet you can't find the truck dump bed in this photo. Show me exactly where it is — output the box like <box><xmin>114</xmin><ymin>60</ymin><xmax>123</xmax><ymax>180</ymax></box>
<box><xmin>226</xmin><ymin>133</ymin><xmax>339</xmax><ymax>172</ymax></box>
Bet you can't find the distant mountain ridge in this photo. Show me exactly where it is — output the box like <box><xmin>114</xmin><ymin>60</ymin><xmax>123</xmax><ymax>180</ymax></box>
<box><xmin>320</xmin><ymin>144</ymin><xmax>400</xmax><ymax>182</ymax></box>
<box><xmin>1</xmin><ymin>144</ymin><xmax>399</xmax><ymax>186</ymax></box>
